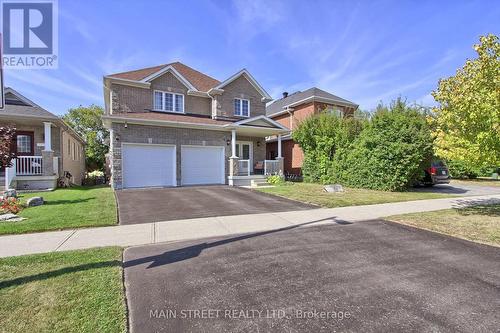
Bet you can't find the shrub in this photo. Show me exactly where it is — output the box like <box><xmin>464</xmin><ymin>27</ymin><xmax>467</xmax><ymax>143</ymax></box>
<box><xmin>267</xmin><ymin>175</ymin><xmax>285</xmax><ymax>185</ymax></box>
<box><xmin>332</xmin><ymin>98</ymin><xmax>434</xmax><ymax>191</ymax></box>
<box><xmin>446</xmin><ymin>160</ymin><xmax>478</xmax><ymax>179</ymax></box>
<box><xmin>1</xmin><ymin>197</ymin><xmax>23</xmax><ymax>214</ymax></box>
<box><xmin>83</xmin><ymin>170</ymin><xmax>106</xmax><ymax>186</ymax></box>
<box><xmin>292</xmin><ymin>112</ymin><xmax>365</xmax><ymax>183</ymax></box>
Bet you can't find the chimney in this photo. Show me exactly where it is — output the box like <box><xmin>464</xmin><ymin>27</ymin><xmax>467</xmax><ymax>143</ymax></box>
<box><xmin>282</xmin><ymin>92</ymin><xmax>288</xmax><ymax>99</ymax></box>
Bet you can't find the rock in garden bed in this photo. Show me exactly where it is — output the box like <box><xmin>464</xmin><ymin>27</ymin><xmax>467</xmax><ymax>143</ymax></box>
<box><xmin>27</xmin><ymin>197</ymin><xmax>44</xmax><ymax>207</ymax></box>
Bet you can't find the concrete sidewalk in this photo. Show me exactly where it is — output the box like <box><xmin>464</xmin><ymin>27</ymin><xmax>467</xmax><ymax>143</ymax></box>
<box><xmin>1</xmin><ymin>194</ymin><xmax>499</xmax><ymax>258</ymax></box>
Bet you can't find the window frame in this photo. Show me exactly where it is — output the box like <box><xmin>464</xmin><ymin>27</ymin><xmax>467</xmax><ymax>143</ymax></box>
<box><xmin>153</xmin><ymin>90</ymin><xmax>185</xmax><ymax>113</ymax></box>
<box><xmin>234</xmin><ymin>98</ymin><xmax>250</xmax><ymax>117</ymax></box>
<box><xmin>15</xmin><ymin>132</ymin><xmax>34</xmax><ymax>156</ymax></box>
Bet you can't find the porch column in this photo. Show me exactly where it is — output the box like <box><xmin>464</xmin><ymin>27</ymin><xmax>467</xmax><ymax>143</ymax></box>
<box><xmin>277</xmin><ymin>134</ymin><xmax>282</xmax><ymax>158</ymax></box>
<box><xmin>231</xmin><ymin>129</ymin><xmax>237</xmax><ymax>158</ymax></box>
<box><xmin>43</xmin><ymin>122</ymin><xmax>52</xmax><ymax>151</ymax></box>
<box><xmin>229</xmin><ymin>130</ymin><xmax>239</xmax><ymax>180</ymax></box>
<box><xmin>276</xmin><ymin>134</ymin><xmax>284</xmax><ymax>175</ymax></box>
<box><xmin>42</xmin><ymin>122</ymin><xmax>54</xmax><ymax>176</ymax></box>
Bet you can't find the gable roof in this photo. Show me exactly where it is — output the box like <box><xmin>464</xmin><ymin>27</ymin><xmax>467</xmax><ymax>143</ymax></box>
<box><xmin>0</xmin><ymin>88</ymin><xmax>85</xmax><ymax>144</ymax></box>
<box><xmin>108</xmin><ymin>61</ymin><xmax>220</xmax><ymax>92</ymax></box>
<box><xmin>266</xmin><ymin>87</ymin><xmax>358</xmax><ymax>117</ymax></box>
<box><xmin>211</xmin><ymin>69</ymin><xmax>273</xmax><ymax>102</ymax></box>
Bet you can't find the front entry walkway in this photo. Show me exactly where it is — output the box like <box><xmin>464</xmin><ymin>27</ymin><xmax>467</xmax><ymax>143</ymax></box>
<box><xmin>1</xmin><ymin>194</ymin><xmax>499</xmax><ymax>258</ymax></box>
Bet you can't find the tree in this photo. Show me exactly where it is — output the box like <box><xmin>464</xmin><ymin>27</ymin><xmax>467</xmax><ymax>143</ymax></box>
<box><xmin>0</xmin><ymin>125</ymin><xmax>16</xmax><ymax>169</ymax></box>
<box><xmin>431</xmin><ymin>34</ymin><xmax>500</xmax><ymax>168</ymax></box>
<box><xmin>63</xmin><ymin>105</ymin><xmax>109</xmax><ymax>171</ymax></box>
<box><xmin>332</xmin><ymin>98</ymin><xmax>434</xmax><ymax>191</ymax></box>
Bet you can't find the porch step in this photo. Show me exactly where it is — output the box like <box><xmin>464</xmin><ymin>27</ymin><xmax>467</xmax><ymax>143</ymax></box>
<box><xmin>251</xmin><ymin>179</ymin><xmax>270</xmax><ymax>187</ymax></box>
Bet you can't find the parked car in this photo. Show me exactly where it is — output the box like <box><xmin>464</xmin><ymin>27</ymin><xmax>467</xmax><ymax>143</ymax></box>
<box><xmin>415</xmin><ymin>159</ymin><xmax>451</xmax><ymax>186</ymax></box>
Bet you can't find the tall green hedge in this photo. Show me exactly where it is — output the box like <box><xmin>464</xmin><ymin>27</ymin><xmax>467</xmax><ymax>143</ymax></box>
<box><xmin>293</xmin><ymin>98</ymin><xmax>435</xmax><ymax>191</ymax></box>
<box><xmin>292</xmin><ymin>113</ymin><xmax>365</xmax><ymax>183</ymax></box>
<box><xmin>332</xmin><ymin>100</ymin><xmax>434</xmax><ymax>191</ymax></box>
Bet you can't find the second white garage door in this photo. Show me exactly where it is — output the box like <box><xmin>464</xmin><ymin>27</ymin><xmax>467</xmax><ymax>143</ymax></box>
<box><xmin>122</xmin><ymin>144</ymin><xmax>176</xmax><ymax>188</ymax></box>
<box><xmin>181</xmin><ymin>146</ymin><xmax>225</xmax><ymax>185</ymax></box>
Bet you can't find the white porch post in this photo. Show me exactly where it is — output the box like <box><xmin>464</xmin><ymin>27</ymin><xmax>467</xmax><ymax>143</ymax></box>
<box><xmin>231</xmin><ymin>129</ymin><xmax>237</xmax><ymax>158</ymax></box>
<box><xmin>43</xmin><ymin>122</ymin><xmax>52</xmax><ymax>151</ymax></box>
<box><xmin>277</xmin><ymin>134</ymin><xmax>282</xmax><ymax>158</ymax></box>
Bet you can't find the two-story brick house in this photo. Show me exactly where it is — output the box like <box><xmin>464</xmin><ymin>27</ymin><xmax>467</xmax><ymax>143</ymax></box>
<box><xmin>266</xmin><ymin>88</ymin><xmax>358</xmax><ymax>176</ymax></box>
<box><xmin>102</xmin><ymin>62</ymin><xmax>289</xmax><ymax>189</ymax></box>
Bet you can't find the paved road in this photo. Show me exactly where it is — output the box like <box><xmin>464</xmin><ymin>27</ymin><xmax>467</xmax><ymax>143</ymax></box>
<box><xmin>116</xmin><ymin>186</ymin><xmax>316</xmax><ymax>225</ymax></box>
<box><xmin>413</xmin><ymin>181</ymin><xmax>500</xmax><ymax>196</ymax></box>
<box><xmin>124</xmin><ymin>220</ymin><xmax>500</xmax><ymax>333</ymax></box>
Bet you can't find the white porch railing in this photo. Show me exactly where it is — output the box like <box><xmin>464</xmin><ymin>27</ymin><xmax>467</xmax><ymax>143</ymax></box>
<box><xmin>264</xmin><ymin>160</ymin><xmax>280</xmax><ymax>175</ymax></box>
<box><xmin>16</xmin><ymin>156</ymin><xmax>43</xmax><ymax>175</ymax></box>
<box><xmin>237</xmin><ymin>159</ymin><xmax>251</xmax><ymax>176</ymax></box>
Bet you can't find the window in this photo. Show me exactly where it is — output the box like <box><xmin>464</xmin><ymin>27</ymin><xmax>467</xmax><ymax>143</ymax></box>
<box><xmin>325</xmin><ymin>105</ymin><xmax>344</xmax><ymax>118</ymax></box>
<box><xmin>17</xmin><ymin>135</ymin><xmax>32</xmax><ymax>154</ymax></box>
<box><xmin>234</xmin><ymin>98</ymin><xmax>250</xmax><ymax>117</ymax></box>
<box><xmin>153</xmin><ymin>90</ymin><xmax>184</xmax><ymax>113</ymax></box>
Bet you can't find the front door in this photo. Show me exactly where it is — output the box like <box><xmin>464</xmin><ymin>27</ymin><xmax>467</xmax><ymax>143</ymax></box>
<box><xmin>235</xmin><ymin>141</ymin><xmax>252</xmax><ymax>174</ymax></box>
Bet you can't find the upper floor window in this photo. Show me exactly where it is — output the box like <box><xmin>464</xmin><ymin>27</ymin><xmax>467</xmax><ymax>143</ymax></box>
<box><xmin>325</xmin><ymin>105</ymin><xmax>344</xmax><ymax>118</ymax></box>
<box><xmin>154</xmin><ymin>90</ymin><xmax>184</xmax><ymax>113</ymax></box>
<box><xmin>234</xmin><ymin>98</ymin><xmax>250</xmax><ymax>117</ymax></box>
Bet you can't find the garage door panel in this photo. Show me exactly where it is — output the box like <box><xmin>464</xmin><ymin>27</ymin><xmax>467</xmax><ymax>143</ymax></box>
<box><xmin>181</xmin><ymin>146</ymin><xmax>224</xmax><ymax>185</ymax></box>
<box><xmin>123</xmin><ymin>144</ymin><xmax>176</xmax><ymax>188</ymax></box>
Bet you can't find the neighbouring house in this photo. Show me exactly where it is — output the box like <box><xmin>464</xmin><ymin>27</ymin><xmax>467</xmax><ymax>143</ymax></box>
<box><xmin>266</xmin><ymin>88</ymin><xmax>358</xmax><ymax>176</ymax></box>
<box><xmin>102</xmin><ymin>62</ymin><xmax>289</xmax><ymax>189</ymax></box>
<box><xmin>0</xmin><ymin>88</ymin><xmax>86</xmax><ymax>191</ymax></box>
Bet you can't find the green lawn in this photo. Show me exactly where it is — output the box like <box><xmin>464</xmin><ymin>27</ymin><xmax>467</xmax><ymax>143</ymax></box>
<box><xmin>389</xmin><ymin>204</ymin><xmax>500</xmax><ymax>247</ymax></box>
<box><xmin>0</xmin><ymin>186</ymin><xmax>117</xmax><ymax>235</ymax></box>
<box><xmin>257</xmin><ymin>182</ymin><xmax>453</xmax><ymax>208</ymax></box>
<box><xmin>0</xmin><ymin>247</ymin><xmax>127</xmax><ymax>333</ymax></box>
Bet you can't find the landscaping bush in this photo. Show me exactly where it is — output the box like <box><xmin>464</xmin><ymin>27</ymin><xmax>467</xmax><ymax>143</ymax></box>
<box><xmin>267</xmin><ymin>174</ymin><xmax>285</xmax><ymax>185</ymax></box>
<box><xmin>292</xmin><ymin>112</ymin><xmax>365</xmax><ymax>183</ymax></box>
<box><xmin>332</xmin><ymin>99</ymin><xmax>434</xmax><ymax>191</ymax></box>
<box><xmin>83</xmin><ymin>170</ymin><xmax>106</xmax><ymax>186</ymax></box>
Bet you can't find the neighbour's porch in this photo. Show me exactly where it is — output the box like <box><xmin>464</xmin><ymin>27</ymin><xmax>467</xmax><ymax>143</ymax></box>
<box><xmin>223</xmin><ymin>116</ymin><xmax>288</xmax><ymax>186</ymax></box>
<box><xmin>2</xmin><ymin>122</ymin><xmax>59</xmax><ymax>191</ymax></box>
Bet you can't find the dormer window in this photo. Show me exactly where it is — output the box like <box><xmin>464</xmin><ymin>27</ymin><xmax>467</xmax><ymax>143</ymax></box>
<box><xmin>234</xmin><ymin>98</ymin><xmax>250</xmax><ymax>117</ymax></box>
<box><xmin>153</xmin><ymin>90</ymin><xmax>184</xmax><ymax>113</ymax></box>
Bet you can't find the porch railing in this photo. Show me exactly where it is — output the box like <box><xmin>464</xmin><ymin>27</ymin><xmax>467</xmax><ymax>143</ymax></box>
<box><xmin>16</xmin><ymin>156</ymin><xmax>43</xmax><ymax>175</ymax></box>
<box><xmin>264</xmin><ymin>160</ymin><xmax>280</xmax><ymax>175</ymax></box>
<box><xmin>237</xmin><ymin>159</ymin><xmax>251</xmax><ymax>176</ymax></box>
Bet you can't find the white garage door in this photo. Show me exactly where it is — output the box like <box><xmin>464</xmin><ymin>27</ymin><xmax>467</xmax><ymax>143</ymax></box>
<box><xmin>122</xmin><ymin>144</ymin><xmax>176</xmax><ymax>188</ymax></box>
<box><xmin>181</xmin><ymin>146</ymin><xmax>225</xmax><ymax>185</ymax></box>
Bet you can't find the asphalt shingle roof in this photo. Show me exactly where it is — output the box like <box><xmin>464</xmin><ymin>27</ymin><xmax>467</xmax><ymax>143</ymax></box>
<box><xmin>266</xmin><ymin>87</ymin><xmax>358</xmax><ymax>116</ymax></box>
<box><xmin>108</xmin><ymin>61</ymin><xmax>221</xmax><ymax>92</ymax></box>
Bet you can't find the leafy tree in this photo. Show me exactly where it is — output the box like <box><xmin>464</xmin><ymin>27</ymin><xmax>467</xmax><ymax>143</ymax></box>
<box><xmin>63</xmin><ymin>105</ymin><xmax>109</xmax><ymax>171</ymax></box>
<box><xmin>332</xmin><ymin>98</ymin><xmax>434</xmax><ymax>191</ymax></box>
<box><xmin>292</xmin><ymin>112</ymin><xmax>365</xmax><ymax>183</ymax></box>
<box><xmin>431</xmin><ymin>34</ymin><xmax>500</xmax><ymax>168</ymax></box>
<box><xmin>0</xmin><ymin>125</ymin><xmax>16</xmax><ymax>169</ymax></box>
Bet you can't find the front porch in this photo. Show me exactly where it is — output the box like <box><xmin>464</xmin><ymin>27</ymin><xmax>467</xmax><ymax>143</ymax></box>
<box><xmin>224</xmin><ymin>116</ymin><xmax>287</xmax><ymax>186</ymax></box>
<box><xmin>2</xmin><ymin>122</ymin><xmax>59</xmax><ymax>191</ymax></box>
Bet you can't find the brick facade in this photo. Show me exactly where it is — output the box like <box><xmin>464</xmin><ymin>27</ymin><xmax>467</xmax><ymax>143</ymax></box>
<box><xmin>111</xmin><ymin>123</ymin><xmax>265</xmax><ymax>188</ymax></box>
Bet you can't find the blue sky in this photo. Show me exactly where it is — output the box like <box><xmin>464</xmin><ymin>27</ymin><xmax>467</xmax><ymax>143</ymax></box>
<box><xmin>4</xmin><ymin>0</ymin><xmax>500</xmax><ymax>115</ymax></box>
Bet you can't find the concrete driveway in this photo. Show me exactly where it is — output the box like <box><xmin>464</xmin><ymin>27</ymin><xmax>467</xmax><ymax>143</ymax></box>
<box><xmin>413</xmin><ymin>181</ymin><xmax>500</xmax><ymax>196</ymax></box>
<box><xmin>124</xmin><ymin>220</ymin><xmax>500</xmax><ymax>332</ymax></box>
<box><xmin>116</xmin><ymin>186</ymin><xmax>316</xmax><ymax>225</ymax></box>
